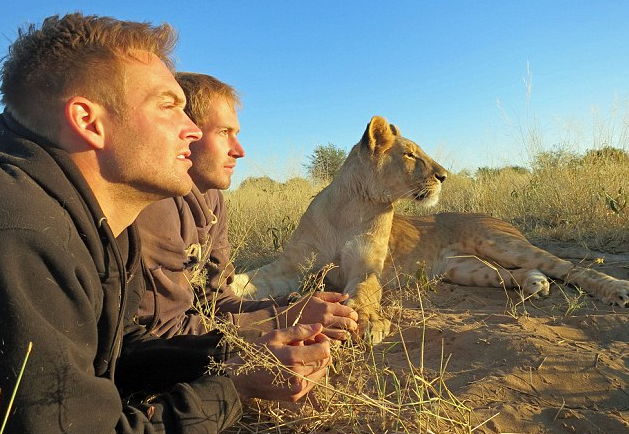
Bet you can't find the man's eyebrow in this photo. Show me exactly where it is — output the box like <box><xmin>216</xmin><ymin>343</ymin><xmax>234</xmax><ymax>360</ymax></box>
<box><xmin>217</xmin><ymin>124</ymin><xmax>240</xmax><ymax>132</ymax></box>
<box><xmin>155</xmin><ymin>90</ymin><xmax>186</xmax><ymax>106</ymax></box>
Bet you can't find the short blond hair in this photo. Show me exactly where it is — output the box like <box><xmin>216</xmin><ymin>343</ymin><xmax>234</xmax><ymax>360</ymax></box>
<box><xmin>175</xmin><ymin>72</ymin><xmax>241</xmax><ymax>127</ymax></box>
<box><xmin>1</xmin><ymin>13</ymin><xmax>178</xmax><ymax>140</ymax></box>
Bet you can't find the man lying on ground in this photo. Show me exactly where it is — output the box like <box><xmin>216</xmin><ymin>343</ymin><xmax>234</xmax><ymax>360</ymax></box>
<box><xmin>135</xmin><ymin>72</ymin><xmax>359</xmax><ymax>340</ymax></box>
<box><xmin>0</xmin><ymin>13</ymin><xmax>331</xmax><ymax>434</ymax></box>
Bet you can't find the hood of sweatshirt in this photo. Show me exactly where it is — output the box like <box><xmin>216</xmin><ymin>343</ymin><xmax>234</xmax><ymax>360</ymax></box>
<box><xmin>0</xmin><ymin>111</ymin><xmax>140</xmax><ymax>377</ymax></box>
<box><xmin>0</xmin><ymin>112</ymin><xmax>109</xmax><ymax>271</ymax></box>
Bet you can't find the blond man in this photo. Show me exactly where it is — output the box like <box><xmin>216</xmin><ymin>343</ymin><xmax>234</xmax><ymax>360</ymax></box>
<box><xmin>136</xmin><ymin>72</ymin><xmax>359</xmax><ymax>340</ymax></box>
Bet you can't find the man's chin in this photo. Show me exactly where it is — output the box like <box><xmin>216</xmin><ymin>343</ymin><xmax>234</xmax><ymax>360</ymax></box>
<box><xmin>177</xmin><ymin>183</ymin><xmax>194</xmax><ymax>196</ymax></box>
<box><xmin>163</xmin><ymin>177</ymin><xmax>194</xmax><ymax>198</ymax></box>
<box><xmin>219</xmin><ymin>178</ymin><xmax>232</xmax><ymax>190</ymax></box>
<box><xmin>194</xmin><ymin>177</ymin><xmax>231</xmax><ymax>193</ymax></box>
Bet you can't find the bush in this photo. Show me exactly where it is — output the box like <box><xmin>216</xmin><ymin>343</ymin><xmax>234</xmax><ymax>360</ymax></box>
<box><xmin>225</xmin><ymin>177</ymin><xmax>324</xmax><ymax>270</ymax></box>
<box><xmin>305</xmin><ymin>143</ymin><xmax>347</xmax><ymax>183</ymax></box>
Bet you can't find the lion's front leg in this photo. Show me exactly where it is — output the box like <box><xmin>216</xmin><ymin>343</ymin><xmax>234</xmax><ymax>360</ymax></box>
<box><xmin>345</xmin><ymin>274</ymin><xmax>391</xmax><ymax>344</ymax></box>
<box><xmin>340</xmin><ymin>227</ymin><xmax>393</xmax><ymax>344</ymax></box>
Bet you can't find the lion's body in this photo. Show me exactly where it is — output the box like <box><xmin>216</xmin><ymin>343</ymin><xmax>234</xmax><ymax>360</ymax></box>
<box><xmin>385</xmin><ymin>213</ymin><xmax>629</xmax><ymax>307</ymax></box>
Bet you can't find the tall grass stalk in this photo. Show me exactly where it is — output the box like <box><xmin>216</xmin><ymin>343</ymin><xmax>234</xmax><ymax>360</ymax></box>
<box><xmin>0</xmin><ymin>342</ymin><xmax>32</xmax><ymax>434</ymax></box>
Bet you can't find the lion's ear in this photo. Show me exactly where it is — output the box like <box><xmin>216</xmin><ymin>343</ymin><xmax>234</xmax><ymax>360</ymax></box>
<box><xmin>362</xmin><ymin>116</ymin><xmax>396</xmax><ymax>155</ymax></box>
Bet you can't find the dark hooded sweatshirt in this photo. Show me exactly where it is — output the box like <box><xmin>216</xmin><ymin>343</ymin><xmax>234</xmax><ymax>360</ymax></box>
<box><xmin>0</xmin><ymin>112</ymin><xmax>243</xmax><ymax>434</ymax></box>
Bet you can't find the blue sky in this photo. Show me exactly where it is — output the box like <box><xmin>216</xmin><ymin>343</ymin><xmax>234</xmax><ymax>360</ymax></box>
<box><xmin>2</xmin><ymin>1</ymin><xmax>628</xmax><ymax>186</ymax></box>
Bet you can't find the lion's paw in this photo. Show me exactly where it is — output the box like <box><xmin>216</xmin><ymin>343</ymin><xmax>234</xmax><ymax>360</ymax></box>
<box><xmin>600</xmin><ymin>281</ymin><xmax>629</xmax><ymax>307</ymax></box>
<box><xmin>357</xmin><ymin>311</ymin><xmax>391</xmax><ymax>345</ymax></box>
<box><xmin>523</xmin><ymin>269</ymin><xmax>550</xmax><ymax>298</ymax></box>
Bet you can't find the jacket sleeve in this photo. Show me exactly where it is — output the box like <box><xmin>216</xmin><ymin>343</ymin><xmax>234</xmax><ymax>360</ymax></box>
<box><xmin>213</xmin><ymin>286</ymin><xmax>303</xmax><ymax>333</ymax></box>
<box><xmin>117</xmin><ymin>268</ymin><xmax>263</xmax><ymax>396</ymax></box>
<box><xmin>200</xmin><ymin>190</ymin><xmax>301</xmax><ymax>333</ymax></box>
<box><xmin>0</xmin><ymin>228</ymin><xmax>242</xmax><ymax>434</ymax></box>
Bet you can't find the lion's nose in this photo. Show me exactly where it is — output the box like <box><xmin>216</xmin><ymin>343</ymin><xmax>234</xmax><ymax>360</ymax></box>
<box><xmin>435</xmin><ymin>172</ymin><xmax>447</xmax><ymax>183</ymax></box>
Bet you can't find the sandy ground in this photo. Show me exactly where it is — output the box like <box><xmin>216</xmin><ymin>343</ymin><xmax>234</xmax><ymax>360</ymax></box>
<box><xmin>381</xmin><ymin>254</ymin><xmax>629</xmax><ymax>434</ymax></box>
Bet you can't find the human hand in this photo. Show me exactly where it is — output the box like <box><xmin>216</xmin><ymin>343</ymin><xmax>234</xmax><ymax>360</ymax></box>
<box><xmin>280</xmin><ymin>292</ymin><xmax>359</xmax><ymax>341</ymax></box>
<box><xmin>225</xmin><ymin>323</ymin><xmax>331</xmax><ymax>402</ymax></box>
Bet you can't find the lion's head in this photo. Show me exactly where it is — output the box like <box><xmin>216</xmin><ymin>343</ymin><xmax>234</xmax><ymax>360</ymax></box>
<box><xmin>338</xmin><ymin>116</ymin><xmax>447</xmax><ymax>206</ymax></box>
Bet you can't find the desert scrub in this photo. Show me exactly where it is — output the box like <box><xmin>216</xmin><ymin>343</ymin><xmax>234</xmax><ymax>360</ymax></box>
<box><xmin>515</xmin><ymin>148</ymin><xmax>629</xmax><ymax>250</ymax></box>
<box><xmin>396</xmin><ymin>147</ymin><xmax>629</xmax><ymax>252</ymax></box>
<box><xmin>225</xmin><ymin>176</ymin><xmax>324</xmax><ymax>270</ymax></box>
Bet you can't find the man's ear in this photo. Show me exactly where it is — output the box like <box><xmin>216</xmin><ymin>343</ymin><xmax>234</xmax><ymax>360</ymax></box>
<box><xmin>64</xmin><ymin>97</ymin><xmax>106</xmax><ymax>150</ymax></box>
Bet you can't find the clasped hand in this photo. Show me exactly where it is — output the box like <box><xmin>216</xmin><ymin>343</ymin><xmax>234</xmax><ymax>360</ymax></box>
<box><xmin>280</xmin><ymin>292</ymin><xmax>359</xmax><ymax>341</ymax></box>
<box><xmin>225</xmin><ymin>323</ymin><xmax>331</xmax><ymax>402</ymax></box>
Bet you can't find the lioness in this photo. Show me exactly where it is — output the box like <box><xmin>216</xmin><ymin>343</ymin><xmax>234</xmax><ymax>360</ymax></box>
<box><xmin>232</xmin><ymin>116</ymin><xmax>447</xmax><ymax>342</ymax></box>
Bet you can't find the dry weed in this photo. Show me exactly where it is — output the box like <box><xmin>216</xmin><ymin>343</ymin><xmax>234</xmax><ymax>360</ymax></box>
<box><xmin>211</xmin><ymin>277</ymin><xmax>485</xmax><ymax>434</ymax></box>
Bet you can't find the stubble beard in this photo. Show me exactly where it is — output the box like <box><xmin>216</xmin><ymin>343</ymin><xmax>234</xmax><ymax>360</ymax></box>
<box><xmin>107</xmin><ymin>123</ymin><xmax>193</xmax><ymax>200</ymax></box>
<box><xmin>190</xmin><ymin>159</ymin><xmax>232</xmax><ymax>192</ymax></box>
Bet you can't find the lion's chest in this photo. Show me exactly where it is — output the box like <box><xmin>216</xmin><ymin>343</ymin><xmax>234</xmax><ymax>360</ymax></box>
<box><xmin>321</xmin><ymin>227</ymin><xmax>390</xmax><ymax>290</ymax></box>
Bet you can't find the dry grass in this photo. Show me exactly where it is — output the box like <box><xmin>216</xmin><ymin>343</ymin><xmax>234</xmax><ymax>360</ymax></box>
<box><xmin>225</xmin><ymin>177</ymin><xmax>324</xmax><ymax>270</ymax></box>
<box><xmin>397</xmin><ymin>150</ymin><xmax>629</xmax><ymax>251</ymax></box>
<box><xmin>220</xmin><ymin>141</ymin><xmax>629</xmax><ymax>433</ymax></box>
<box><xmin>208</xmin><ymin>276</ymin><xmax>484</xmax><ymax>434</ymax></box>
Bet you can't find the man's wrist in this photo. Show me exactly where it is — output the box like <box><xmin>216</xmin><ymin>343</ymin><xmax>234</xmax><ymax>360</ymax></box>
<box><xmin>223</xmin><ymin>357</ymin><xmax>252</xmax><ymax>401</ymax></box>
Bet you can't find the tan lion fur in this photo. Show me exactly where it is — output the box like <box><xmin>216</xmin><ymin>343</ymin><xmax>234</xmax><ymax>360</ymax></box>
<box><xmin>232</xmin><ymin>116</ymin><xmax>447</xmax><ymax>343</ymax></box>
<box><xmin>384</xmin><ymin>213</ymin><xmax>629</xmax><ymax>306</ymax></box>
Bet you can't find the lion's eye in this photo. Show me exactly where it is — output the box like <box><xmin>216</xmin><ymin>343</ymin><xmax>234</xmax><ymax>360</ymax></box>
<box><xmin>404</xmin><ymin>152</ymin><xmax>417</xmax><ymax>159</ymax></box>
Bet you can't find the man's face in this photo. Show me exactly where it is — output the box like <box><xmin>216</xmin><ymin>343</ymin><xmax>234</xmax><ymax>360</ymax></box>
<box><xmin>103</xmin><ymin>51</ymin><xmax>202</xmax><ymax>199</ymax></box>
<box><xmin>188</xmin><ymin>98</ymin><xmax>245</xmax><ymax>192</ymax></box>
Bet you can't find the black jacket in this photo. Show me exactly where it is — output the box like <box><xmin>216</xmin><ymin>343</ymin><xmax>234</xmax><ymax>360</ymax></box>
<box><xmin>0</xmin><ymin>112</ymin><xmax>242</xmax><ymax>433</ymax></box>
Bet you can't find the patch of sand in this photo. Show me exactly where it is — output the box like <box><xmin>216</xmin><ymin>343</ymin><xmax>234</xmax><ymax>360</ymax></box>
<box><xmin>380</xmin><ymin>259</ymin><xmax>629</xmax><ymax>433</ymax></box>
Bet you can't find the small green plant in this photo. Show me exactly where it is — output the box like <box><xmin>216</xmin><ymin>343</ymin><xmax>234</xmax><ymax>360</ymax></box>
<box><xmin>559</xmin><ymin>285</ymin><xmax>589</xmax><ymax>316</ymax></box>
<box><xmin>602</xmin><ymin>186</ymin><xmax>627</xmax><ymax>218</ymax></box>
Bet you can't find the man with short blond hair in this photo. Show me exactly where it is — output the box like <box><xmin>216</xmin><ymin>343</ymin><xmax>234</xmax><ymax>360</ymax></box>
<box><xmin>136</xmin><ymin>72</ymin><xmax>359</xmax><ymax>339</ymax></box>
<box><xmin>0</xmin><ymin>13</ymin><xmax>331</xmax><ymax>434</ymax></box>
<box><xmin>1</xmin><ymin>16</ymin><xmax>177</xmax><ymax>139</ymax></box>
